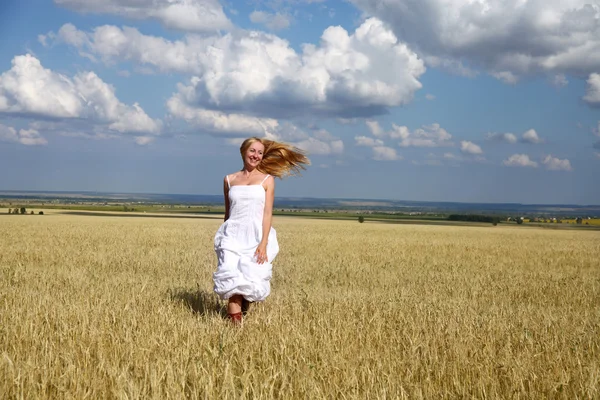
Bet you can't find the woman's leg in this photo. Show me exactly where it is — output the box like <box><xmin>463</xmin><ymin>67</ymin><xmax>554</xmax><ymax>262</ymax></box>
<box><xmin>227</xmin><ymin>295</ymin><xmax>243</xmax><ymax>324</ymax></box>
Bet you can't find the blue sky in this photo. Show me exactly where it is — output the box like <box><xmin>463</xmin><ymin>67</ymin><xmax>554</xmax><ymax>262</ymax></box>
<box><xmin>1</xmin><ymin>0</ymin><xmax>599</xmax><ymax>204</ymax></box>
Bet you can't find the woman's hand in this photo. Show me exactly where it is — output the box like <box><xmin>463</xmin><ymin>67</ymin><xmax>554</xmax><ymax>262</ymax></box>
<box><xmin>254</xmin><ymin>242</ymin><xmax>268</xmax><ymax>265</ymax></box>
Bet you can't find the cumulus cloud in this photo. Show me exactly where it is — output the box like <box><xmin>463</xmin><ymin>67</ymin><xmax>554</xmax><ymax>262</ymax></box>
<box><xmin>355</xmin><ymin>135</ymin><xmax>384</xmax><ymax>147</ymax></box>
<box><xmin>250</xmin><ymin>11</ymin><xmax>292</xmax><ymax>30</ymax></box>
<box><xmin>134</xmin><ymin>136</ymin><xmax>155</xmax><ymax>146</ymax></box>
<box><xmin>53</xmin><ymin>0</ymin><xmax>232</xmax><ymax>32</ymax></box>
<box><xmin>583</xmin><ymin>73</ymin><xmax>600</xmax><ymax>106</ymax></box>
<box><xmin>372</xmin><ymin>146</ymin><xmax>400</xmax><ymax>161</ymax></box>
<box><xmin>551</xmin><ymin>74</ymin><xmax>568</xmax><ymax>88</ymax></box>
<box><xmin>0</xmin><ymin>54</ymin><xmax>161</xmax><ymax>135</ymax></box>
<box><xmin>53</xmin><ymin>18</ymin><xmax>426</xmax><ymax>119</ymax></box>
<box><xmin>166</xmin><ymin>96</ymin><xmax>275</xmax><ymax>136</ymax></box>
<box><xmin>443</xmin><ymin>152</ymin><xmax>460</xmax><ymax>161</ymax></box>
<box><xmin>293</xmin><ymin>136</ymin><xmax>344</xmax><ymax>156</ymax></box>
<box><xmin>364</xmin><ymin>121</ymin><xmax>453</xmax><ymax>148</ymax></box>
<box><xmin>503</xmin><ymin>154</ymin><xmax>538</xmax><ymax>168</ymax></box>
<box><xmin>398</xmin><ymin>123</ymin><xmax>452</xmax><ymax>147</ymax></box>
<box><xmin>366</xmin><ymin>120</ymin><xmax>408</xmax><ymax>139</ymax></box>
<box><xmin>486</xmin><ymin>132</ymin><xmax>517</xmax><ymax>144</ymax></box>
<box><xmin>168</xmin><ymin>92</ymin><xmax>342</xmax><ymax>154</ymax></box>
<box><xmin>460</xmin><ymin>141</ymin><xmax>483</xmax><ymax>155</ymax></box>
<box><xmin>350</xmin><ymin>1</ymin><xmax>600</xmax><ymax>80</ymax></box>
<box><xmin>521</xmin><ymin>129</ymin><xmax>544</xmax><ymax>144</ymax></box>
<box><xmin>0</xmin><ymin>124</ymin><xmax>47</xmax><ymax>145</ymax></box>
<box><xmin>542</xmin><ymin>155</ymin><xmax>573</xmax><ymax>171</ymax></box>
<box><xmin>355</xmin><ymin>134</ymin><xmax>399</xmax><ymax>160</ymax></box>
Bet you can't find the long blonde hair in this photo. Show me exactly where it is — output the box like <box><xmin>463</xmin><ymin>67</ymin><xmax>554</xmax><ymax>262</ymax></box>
<box><xmin>240</xmin><ymin>137</ymin><xmax>310</xmax><ymax>178</ymax></box>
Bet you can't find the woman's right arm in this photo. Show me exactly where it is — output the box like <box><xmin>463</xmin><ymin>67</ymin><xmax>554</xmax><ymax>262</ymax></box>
<box><xmin>223</xmin><ymin>176</ymin><xmax>230</xmax><ymax>222</ymax></box>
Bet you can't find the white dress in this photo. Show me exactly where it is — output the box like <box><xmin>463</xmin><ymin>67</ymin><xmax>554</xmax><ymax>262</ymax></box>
<box><xmin>213</xmin><ymin>175</ymin><xmax>279</xmax><ymax>302</ymax></box>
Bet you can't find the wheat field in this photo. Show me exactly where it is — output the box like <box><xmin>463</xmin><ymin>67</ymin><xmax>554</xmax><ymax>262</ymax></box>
<box><xmin>1</xmin><ymin>210</ymin><xmax>599</xmax><ymax>399</ymax></box>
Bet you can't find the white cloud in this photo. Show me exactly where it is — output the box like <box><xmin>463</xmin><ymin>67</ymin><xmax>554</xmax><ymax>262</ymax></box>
<box><xmin>521</xmin><ymin>129</ymin><xmax>543</xmax><ymax>144</ymax></box>
<box><xmin>486</xmin><ymin>132</ymin><xmax>517</xmax><ymax>144</ymax></box>
<box><xmin>425</xmin><ymin>93</ymin><xmax>435</xmax><ymax>100</ymax></box>
<box><xmin>503</xmin><ymin>154</ymin><xmax>538</xmax><ymax>168</ymax></box>
<box><xmin>443</xmin><ymin>152</ymin><xmax>460</xmax><ymax>160</ymax></box>
<box><xmin>350</xmin><ymin>1</ymin><xmax>600</xmax><ymax>80</ymax></box>
<box><xmin>134</xmin><ymin>136</ymin><xmax>155</xmax><ymax>146</ymax></box>
<box><xmin>366</xmin><ymin>120</ymin><xmax>409</xmax><ymax>139</ymax></box>
<box><xmin>54</xmin><ymin>18</ymin><xmax>426</xmax><ymax>119</ymax></box>
<box><xmin>366</xmin><ymin>120</ymin><xmax>384</xmax><ymax>137</ymax></box>
<box><xmin>0</xmin><ymin>123</ymin><xmax>47</xmax><ymax>146</ymax></box>
<box><xmin>373</xmin><ymin>146</ymin><xmax>400</xmax><ymax>161</ymax></box>
<box><xmin>250</xmin><ymin>11</ymin><xmax>292</xmax><ymax>30</ymax></box>
<box><xmin>595</xmin><ymin>152</ymin><xmax>600</xmax><ymax>159</ymax></box>
<box><xmin>491</xmin><ymin>71</ymin><xmax>518</xmax><ymax>85</ymax></box>
<box><xmin>0</xmin><ymin>54</ymin><xmax>161</xmax><ymax>135</ymax></box>
<box><xmin>398</xmin><ymin>123</ymin><xmax>452</xmax><ymax>147</ymax></box>
<box><xmin>542</xmin><ymin>155</ymin><xmax>573</xmax><ymax>171</ymax></box>
<box><xmin>460</xmin><ymin>141</ymin><xmax>483</xmax><ymax>155</ymax></box>
<box><xmin>167</xmin><ymin>96</ymin><xmax>277</xmax><ymax>136</ymax></box>
<box><xmin>168</xmin><ymin>93</ymin><xmax>342</xmax><ymax>153</ymax></box>
<box><xmin>53</xmin><ymin>0</ymin><xmax>232</xmax><ymax>33</ymax></box>
<box><xmin>551</xmin><ymin>74</ymin><xmax>568</xmax><ymax>88</ymax></box>
<box><xmin>294</xmin><ymin>137</ymin><xmax>344</xmax><ymax>155</ymax></box>
<box><xmin>355</xmin><ymin>135</ymin><xmax>383</xmax><ymax>147</ymax></box>
<box><xmin>583</xmin><ymin>73</ymin><xmax>600</xmax><ymax>106</ymax></box>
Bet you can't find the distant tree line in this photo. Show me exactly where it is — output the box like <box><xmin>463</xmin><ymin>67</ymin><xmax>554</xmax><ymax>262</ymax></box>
<box><xmin>448</xmin><ymin>214</ymin><xmax>501</xmax><ymax>225</ymax></box>
<box><xmin>7</xmin><ymin>207</ymin><xmax>43</xmax><ymax>215</ymax></box>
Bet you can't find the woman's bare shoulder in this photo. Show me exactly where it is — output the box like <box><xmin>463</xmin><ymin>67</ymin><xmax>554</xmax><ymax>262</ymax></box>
<box><xmin>225</xmin><ymin>171</ymin><xmax>241</xmax><ymax>180</ymax></box>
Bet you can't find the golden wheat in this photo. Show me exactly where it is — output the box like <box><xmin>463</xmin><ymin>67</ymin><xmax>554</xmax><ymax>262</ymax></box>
<box><xmin>1</xmin><ymin>210</ymin><xmax>599</xmax><ymax>399</ymax></box>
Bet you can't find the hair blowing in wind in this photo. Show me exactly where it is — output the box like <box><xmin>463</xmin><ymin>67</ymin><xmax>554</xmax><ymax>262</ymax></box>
<box><xmin>240</xmin><ymin>137</ymin><xmax>310</xmax><ymax>178</ymax></box>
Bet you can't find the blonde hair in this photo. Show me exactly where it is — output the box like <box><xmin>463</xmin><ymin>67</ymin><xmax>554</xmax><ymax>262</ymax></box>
<box><xmin>240</xmin><ymin>137</ymin><xmax>310</xmax><ymax>178</ymax></box>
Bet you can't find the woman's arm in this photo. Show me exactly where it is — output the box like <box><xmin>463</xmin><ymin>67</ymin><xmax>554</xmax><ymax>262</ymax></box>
<box><xmin>255</xmin><ymin>176</ymin><xmax>275</xmax><ymax>264</ymax></box>
<box><xmin>223</xmin><ymin>176</ymin><xmax>230</xmax><ymax>222</ymax></box>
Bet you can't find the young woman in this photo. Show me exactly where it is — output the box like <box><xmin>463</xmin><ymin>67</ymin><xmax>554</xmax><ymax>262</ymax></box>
<box><xmin>213</xmin><ymin>137</ymin><xmax>310</xmax><ymax>324</ymax></box>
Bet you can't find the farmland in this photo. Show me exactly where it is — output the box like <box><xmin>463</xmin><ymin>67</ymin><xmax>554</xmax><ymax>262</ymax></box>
<box><xmin>1</xmin><ymin>211</ymin><xmax>599</xmax><ymax>398</ymax></box>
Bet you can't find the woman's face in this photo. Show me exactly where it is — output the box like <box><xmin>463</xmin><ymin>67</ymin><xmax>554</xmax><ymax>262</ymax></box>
<box><xmin>244</xmin><ymin>141</ymin><xmax>265</xmax><ymax>169</ymax></box>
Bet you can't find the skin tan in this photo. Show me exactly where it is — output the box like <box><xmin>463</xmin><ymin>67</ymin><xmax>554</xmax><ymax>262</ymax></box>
<box><xmin>222</xmin><ymin>140</ymin><xmax>276</xmax><ymax>316</ymax></box>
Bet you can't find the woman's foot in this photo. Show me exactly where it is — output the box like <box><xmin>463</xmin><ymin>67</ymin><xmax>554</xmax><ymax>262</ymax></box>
<box><xmin>228</xmin><ymin>312</ymin><xmax>242</xmax><ymax>325</ymax></box>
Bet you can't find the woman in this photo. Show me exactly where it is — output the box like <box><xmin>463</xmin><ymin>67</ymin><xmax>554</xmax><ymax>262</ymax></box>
<box><xmin>213</xmin><ymin>137</ymin><xmax>310</xmax><ymax>324</ymax></box>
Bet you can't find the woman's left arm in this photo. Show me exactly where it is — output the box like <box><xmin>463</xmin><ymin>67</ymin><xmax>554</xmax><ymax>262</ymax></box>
<box><xmin>255</xmin><ymin>176</ymin><xmax>275</xmax><ymax>264</ymax></box>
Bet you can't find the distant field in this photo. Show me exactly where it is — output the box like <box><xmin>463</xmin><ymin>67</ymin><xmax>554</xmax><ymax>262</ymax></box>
<box><xmin>1</xmin><ymin>211</ymin><xmax>599</xmax><ymax>398</ymax></box>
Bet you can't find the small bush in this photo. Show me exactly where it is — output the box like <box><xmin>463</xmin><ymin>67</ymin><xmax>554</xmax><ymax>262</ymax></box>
<box><xmin>358</xmin><ymin>216</ymin><xmax>365</xmax><ymax>223</ymax></box>
<box><xmin>39</xmin><ymin>211</ymin><xmax>44</xmax><ymax>215</ymax></box>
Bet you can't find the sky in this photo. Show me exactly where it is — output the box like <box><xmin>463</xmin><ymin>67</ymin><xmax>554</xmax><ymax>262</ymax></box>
<box><xmin>0</xmin><ymin>0</ymin><xmax>599</xmax><ymax>205</ymax></box>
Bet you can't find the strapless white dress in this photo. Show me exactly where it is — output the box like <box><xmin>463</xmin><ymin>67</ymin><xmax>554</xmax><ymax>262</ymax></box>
<box><xmin>213</xmin><ymin>177</ymin><xmax>279</xmax><ymax>302</ymax></box>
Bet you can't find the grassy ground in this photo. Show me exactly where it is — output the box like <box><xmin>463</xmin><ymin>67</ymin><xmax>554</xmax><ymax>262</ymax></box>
<box><xmin>1</xmin><ymin>211</ymin><xmax>599</xmax><ymax>398</ymax></box>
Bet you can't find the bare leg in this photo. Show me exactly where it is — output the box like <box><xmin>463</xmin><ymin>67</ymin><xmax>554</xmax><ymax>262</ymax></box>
<box><xmin>227</xmin><ymin>295</ymin><xmax>243</xmax><ymax>324</ymax></box>
<box><xmin>228</xmin><ymin>294</ymin><xmax>243</xmax><ymax>314</ymax></box>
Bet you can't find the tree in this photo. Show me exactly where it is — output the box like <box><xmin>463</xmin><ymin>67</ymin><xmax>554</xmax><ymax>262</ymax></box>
<box><xmin>358</xmin><ymin>216</ymin><xmax>365</xmax><ymax>223</ymax></box>
<box><xmin>20</xmin><ymin>207</ymin><xmax>26</xmax><ymax>215</ymax></box>
<box><xmin>516</xmin><ymin>217</ymin><xmax>524</xmax><ymax>225</ymax></box>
